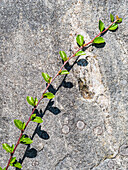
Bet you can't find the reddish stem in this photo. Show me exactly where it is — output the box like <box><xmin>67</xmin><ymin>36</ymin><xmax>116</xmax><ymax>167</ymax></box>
<box><xmin>5</xmin><ymin>20</ymin><xmax>118</xmax><ymax>170</ymax></box>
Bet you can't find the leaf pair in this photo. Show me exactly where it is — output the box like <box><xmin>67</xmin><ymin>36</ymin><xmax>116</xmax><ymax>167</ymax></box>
<box><xmin>110</xmin><ymin>13</ymin><xmax>122</xmax><ymax>23</ymax></box>
<box><xmin>2</xmin><ymin>143</ymin><xmax>14</xmax><ymax>153</ymax></box>
<box><xmin>31</xmin><ymin>114</ymin><xmax>43</xmax><ymax>123</ymax></box>
<box><xmin>43</xmin><ymin>92</ymin><xmax>55</xmax><ymax>99</ymax></box>
<box><xmin>14</xmin><ymin>119</ymin><xmax>25</xmax><ymax>131</ymax></box>
<box><xmin>9</xmin><ymin>157</ymin><xmax>22</xmax><ymax>169</ymax></box>
<box><xmin>93</xmin><ymin>20</ymin><xmax>105</xmax><ymax>43</ymax></box>
<box><xmin>20</xmin><ymin>135</ymin><xmax>33</xmax><ymax>144</ymax></box>
<box><xmin>26</xmin><ymin>96</ymin><xmax>38</xmax><ymax>107</ymax></box>
<box><xmin>109</xmin><ymin>13</ymin><xmax>122</xmax><ymax>31</ymax></box>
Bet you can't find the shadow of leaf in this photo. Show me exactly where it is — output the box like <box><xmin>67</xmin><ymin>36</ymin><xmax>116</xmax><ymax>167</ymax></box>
<box><xmin>62</xmin><ymin>80</ymin><xmax>73</xmax><ymax>88</ymax></box>
<box><xmin>36</xmin><ymin>125</ymin><xmax>50</xmax><ymax>140</ymax></box>
<box><xmin>77</xmin><ymin>59</ymin><xmax>88</xmax><ymax>66</ymax></box>
<box><xmin>93</xmin><ymin>42</ymin><xmax>106</xmax><ymax>48</ymax></box>
<box><xmin>48</xmin><ymin>106</ymin><xmax>61</xmax><ymax>115</ymax></box>
<box><xmin>47</xmin><ymin>84</ymin><xmax>56</xmax><ymax>94</ymax></box>
<box><xmin>25</xmin><ymin>148</ymin><xmax>37</xmax><ymax>158</ymax></box>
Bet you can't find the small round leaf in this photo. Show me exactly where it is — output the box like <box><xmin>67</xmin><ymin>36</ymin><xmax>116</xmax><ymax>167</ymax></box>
<box><xmin>32</xmin><ymin>116</ymin><xmax>43</xmax><ymax>123</ymax></box>
<box><xmin>75</xmin><ymin>51</ymin><xmax>86</xmax><ymax>56</ymax></box>
<box><xmin>59</xmin><ymin>51</ymin><xmax>68</xmax><ymax>62</ymax></box>
<box><xmin>10</xmin><ymin>157</ymin><xmax>16</xmax><ymax>164</ymax></box>
<box><xmin>76</xmin><ymin>35</ymin><xmax>84</xmax><ymax>46</ymax></box>
<box><xmin>110</xmin><ymin>13</ymin><xmax>114</xmax><ymax>22</ymax></box>
<box><xmin>93</xmin><ymin>37</ymin><xmax>105</xmax><ymax>44</ymax></box>
<box><xmin>59</xmin><ymin>70</ymin><xmax>69</xmax><ymax>75</ymax></box>
<box><xmin>108</xmin><ymin>23</ymin><xmax>118</xmax><ymax>30</ymax></box>
<box><xmin>99</xmin><ymin>20</ymin><xmax>105</xmax><ymax>32</ymax></box>
<box><xmin>42</xmin><ymin>72</ymin><xmax>51</xmax><ymax>83</ymax></box>
<box><xmin>31</xmin><ymin>114</ymin><xmax>36</xmax><ymax>120</ymax></box>
<box><xmin>43</xmin><ymin>92</ymin><xmax>55</xmax><ymax>99</ymax></box>
<box><xmin>13</xmin><ymin>162</ymin><xmax>22</xmax><ymax>169</ymax></box>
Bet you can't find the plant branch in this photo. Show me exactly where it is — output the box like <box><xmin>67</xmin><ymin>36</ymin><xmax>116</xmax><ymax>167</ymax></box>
<box><xmin>5</xmin><ymin>19</ymin><xmax>118</xmax><ymax>170</ymax></box>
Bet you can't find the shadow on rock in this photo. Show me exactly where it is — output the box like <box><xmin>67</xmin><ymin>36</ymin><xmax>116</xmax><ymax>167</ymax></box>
<box><xmin>36</xmin><ymin>125</ymin><xmax>50</xmax><ymax>140</ymax></box>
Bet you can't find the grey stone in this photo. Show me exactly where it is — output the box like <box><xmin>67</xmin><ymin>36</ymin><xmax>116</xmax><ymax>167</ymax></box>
<box><xmin>0</xmin><ymin>0</ymin><xmax>128</xmax><ymax>170</ymax></box>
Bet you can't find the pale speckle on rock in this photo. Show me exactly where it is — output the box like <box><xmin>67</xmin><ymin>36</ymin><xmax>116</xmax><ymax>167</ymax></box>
<box><xmin>93</xmin><ymin>126</ymin><xmax>103</xmax><ymax>135</ymax></box>
<box><xmin>62</xmin><ymin>125</ymin><xmax>70</xmax><ymax>134</ymax></box>
<box><xmin>77</xmin><ymin>120</ymin><xmax>85</xmax><ymax>130</ymax></box>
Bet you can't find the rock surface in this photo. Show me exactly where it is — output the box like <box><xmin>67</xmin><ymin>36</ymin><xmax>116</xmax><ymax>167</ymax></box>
<box><xmin>0</xmin><ymin>0</ymin><xmax>128</xmax><ymax>170</ymax></box>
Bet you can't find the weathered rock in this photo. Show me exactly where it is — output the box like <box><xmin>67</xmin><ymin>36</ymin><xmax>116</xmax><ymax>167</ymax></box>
<box><xmin>0</xmin><ymin>0</ymin><xmax>128</xmax><ymax>169</ymax></box>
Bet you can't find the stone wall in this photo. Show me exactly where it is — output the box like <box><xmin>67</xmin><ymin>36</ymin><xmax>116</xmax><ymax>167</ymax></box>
<box><xmin>0</xmin><ymin>0</ymin><xmax>128</xmax><ymax>169</ymax></box>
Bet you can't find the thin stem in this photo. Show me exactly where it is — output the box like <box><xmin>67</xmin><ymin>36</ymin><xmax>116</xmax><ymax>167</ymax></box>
<box><xmin>5</xmin><ymin>19</ymin><xmax>118</xmax><ymax>170</ymax></box>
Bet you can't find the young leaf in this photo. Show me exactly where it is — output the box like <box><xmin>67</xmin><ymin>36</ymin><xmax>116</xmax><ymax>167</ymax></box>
<box><xmin>59</xmin><ymin>70</ymin><xmax>69</xmax><ymax>75</ymax></box>
<box><xmin>20</xmin><ymin>135</ymin><xmax>33</xmax><ymax>144</ymax></box>
<box><xmin>14</xmin><ymin>119</ymin><xmax>25</xmax><ymax>130</ymax></box>
<box><xmin>34</xmin><ymin>97</ymin><xmax>38</xmax><ymax>105</ymax></box>
<box><xmin>43</xmin><ymin>92</ymin><xmax>55</xmax><ymax>99</ymax></box>
<box><xmin>13</xmin><ymin>162</ymin><xmax>22</xmax><ymax>169</ymax></box>
<box><xmin>75</xmin><ymin>51</ymin><xmax>86</xmax><ymax>56</ymax></box>
<box><xmin>26</xmin><ymin>96</ymin><xmax>35</xmax><ymax>106</ymax></box>
<box><xmin>116</xmin><ymin>18</ymin><xmax>122</xmax><ymax>23</ymax></box>
<box><xmin>10</xmin><ymin>157</ymin><xmax>16</xmax><ymax>164</ymax></box>
<box><xmin>42</xmin><ymin>72</ymin><xmax>51</xmax><ymax>83</ymax></box>
<box><xmin>110</xmin><ymin>13</ymin><xmax>114</xmax><ymax>22</ymax></box>
<box><xmin>31</xmin><ymin>116</ymin><xmax>43</xmax><ymax>123</ymax></box>
<box><xmin>0</xmin><ymin>168</ymin><xmax>6</xmax><ymax>170</ymax></box>
<box><xmin>59</xmin><ymin>51</ymin><xmax>68</xmax><ymax>62</ymax></box>
<box><xmin>31</xmin><ymin>114</ymin><xmax>36</xmax><ymax>120</ymax></box>
<box><xmin>108</xmin><ymin>23</ymin><xmax>118</xmax><ymax>30</ymax></box>
<box><xmin>99</xmin><ymin>20</ymin><xmax>105</xmax><ymax>32</ymax></box>
<box><xmin>76</xmin><ymin>35</ymin><xmax>84</xmax><ymax>46</ymax></box>
<box><xmin>93</xmin><ymin>37</ymin><xmax>105</xmax><ymax>44</ymax></box>
<box><xmin>2</xmin><ymin>143</ymin><xmax>14</xmax><ymax>153</ymax></box>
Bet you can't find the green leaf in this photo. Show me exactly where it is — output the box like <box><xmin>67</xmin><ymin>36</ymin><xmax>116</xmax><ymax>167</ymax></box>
<box><xmin>59</xmin><ymin>51</ymin><xmax>68</xmax><ymax>62</ymax></box>
<box><xmin>2</xmin><ymin>143</ymin><xmax>14</xmax><ymax>153</ymax></box>
<box><xmin>116</xmin><ymin>18</ymin><xmax>122</xmax><ymax>23</ymax></box>
<box><xmin>76</xmin><ymin>35</ymin><xmax>84</xmax><ymax>46</ymax></box>
<box><xmin>26</xmin><ymin>96</ymin><xmax>35</xmax><ymax>106</ymax></box>
<box><xmin>75</xmin><ymin>51</ymin><xmax>86</xmax><ymax>56</ymax></box>
<box><xmin>110</xmin><ymin>13</ymin><xmax>114</xmax><ymax>22</ymax></box>
<box><xmin>93</xmin><ymin>37</ymin><xmax>105</xmax><ymax>44</ymax></box>
<box><xmin>20</xmin><ymin>135</ymin><xmax>33</xmax><ymax>144</ymax></box>
<box><xmin>99</xmin><ymin>20</ymin><xmax>105</xmax><ymax>32</ymax></box>
<box><xmin>10</xmin><ymin>157</ymin><xmax>16</xmax><ymax>164</ymax></box>
<box><xmin>43</xmin><ymin>92</ymin><xmax>55</xmax><ymax>99</ymax></box>
<box><xmin>13</xmin><ymin>162</ymin><xmax>22</xmax><ymax>169</ymax></box>
<box><xmin>31</xmin><ymin>114</ymin><xmax>43</xmax><ymax>123</ymax></box>
<box><xmin>108</xmin><ymin>23</ymin><xmax>118</xmax><ymax>30</ymax></box>
<box><xmin>31</xmin><ymin>114</ymin><xmax>36</xmax><ymax>120</ymax></box>
<box><xmin>59</xmin><ymin>70</ymin><xmax>69</xmax><ymax>75</ymax></box>
<box><xmin>34</xmin><ymin>97</ymin><xmax>38</xmax><ymax>105</ymax></box>
<box><xmin>31</xmin><ymin>116</ymin><xmax>43</xmax><ymax>123</ymax></box>
<box><xmin>0</xmin><ymin>167</ymin><xmax>5</xmax><ymax>170</ymax></box>
<box><xmin>42</xmin><ymin>72</ymin><xmax>51</xmax><ymax>83</ymax></box>
<box><xmin>14</xmin><ymin>119</ymin><xmax>25</xmax><ymax>130</ymax></box>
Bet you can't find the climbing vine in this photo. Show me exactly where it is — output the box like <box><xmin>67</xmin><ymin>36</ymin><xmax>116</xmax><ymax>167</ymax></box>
<box><xmin>0</xmin><ymin>14</ymin><xmax>122</xmax><ymax>170</ymax></box>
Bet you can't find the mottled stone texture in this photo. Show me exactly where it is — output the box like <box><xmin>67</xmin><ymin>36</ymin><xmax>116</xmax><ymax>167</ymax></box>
<box><xmin>0</xmin><ymin>0</ymin><xmax>128</xmax><ymax>170</ymax></box>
